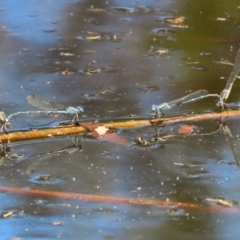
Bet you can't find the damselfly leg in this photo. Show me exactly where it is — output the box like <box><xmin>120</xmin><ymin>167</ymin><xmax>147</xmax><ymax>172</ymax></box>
<box><xmin>0</xmin><ymin>111</ymin><xmax>10</xmax><ymax>133</ymax></box>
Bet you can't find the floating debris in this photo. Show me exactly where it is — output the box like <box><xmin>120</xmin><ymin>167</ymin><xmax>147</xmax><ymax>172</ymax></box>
<box><xmin>85</xmin><ymin>35</ymin><xmax>102</xmax><ymax>40</ymax></box>
<box><xmin>82</xmin><ymin>93</ymin><xmax>97</xmax><ymax>100</ymax></box>
<box><xmin>99</xmin><ymin>88</ymin><xmax>111</xmax><ymax>94</ymax></box>
<box><xmin>1</xmin><ymin>211</ymin><xmax>15</xmax><ymax>218</ymax></box>
<box><xmin>206</xmin><ymin>198</ymin><xmax>234</xmax><ymax>207</ymax></box>
<box><xmin>110</xmin><ymin>33</ymin><xmax>123</xmax><ymax>42</ymax></box>
<box><xmin>218</xmin><ymin>58</ymin><xmax>234</xmax><ymax>66</ymax></box>
<box><xmin>169</xmin><ymin>24</ymin><xmax>188</xmax><ymax>29</ymax></box>
<box><xmin>164</xmin><ymin>16</ymin><xmax>188</xmax><ymax>28</ymax></box>
<box><xmin>165</xmin><ymin>16</ymin><xmax>185</xmax><ymax>24</ymax></box>
<box><xmin>148</xmin><ymin>48</ymin><xmax>169</xmax><ymax>56</ymax></box>
<box><xmin>87</xmin><ymin>8</ymin><xmax>106</xmax><ymax>12</ymax></box>
<box><xmin>190</xmin><ymin>65</ymin><xmax>206</xmax><ymax>71</ymax></box>
<box><xmin>52</xmin><ymin>221</ymin><xmax>63</xmax><ymax>226</ymax></box>
<box><xmin>200</xmin><ymin>52</ymin><xmax>213</xmax><ymax>56</ymax></box>
<box><xmin>60</xmin><ymin>52</ymin><xmax>75</xmax><ymax>57</ymax></box>
<box><xmin>186</xmin><ymin>61</ymin><xmax>200</xmax><ymax>65</ymax></box>
<box><xmin>152</xmin><ymin>28</ymin><xmax>176</xmax><ymax>38</ymax></box>
<box><xmin>140</xmin><ymin>84</ymin><xmax>160</xmax><ymax>93</ymax></box>
<box><xmin>79</xmin><ymin>67</ymin><xmax>106</xmax><ymax>75</ymax></box>
<box><xmin>215</xmin><ymin>17</ymin><xmax>228</xmax><ymax>21</ymax></box>
<box><xmin>61</xmin><ymin>69</ymin><xmax>74</xmax><ymax>76</ymax></box>
<box><xmin>177</xmin><ymin>124</ymin><xmax>194</xmax><ymax>135</ymax></box>
<box><xmin>180</xmin><ymin>169</ymin><xmax>209</xmax><ymax>179</ymax></box>
<box><xmin>136</xmin><ymin>136</ymin><xmax>151</xmax><ymax>146</ymax></box>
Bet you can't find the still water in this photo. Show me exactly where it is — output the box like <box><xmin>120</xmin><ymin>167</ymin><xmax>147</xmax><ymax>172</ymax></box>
<box><xmin>0</xmin><ymin>0</ymin><xmax>240</xmax><ymax>239</ymax></box>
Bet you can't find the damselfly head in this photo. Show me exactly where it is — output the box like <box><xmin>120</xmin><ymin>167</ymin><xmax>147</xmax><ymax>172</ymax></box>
<box><xmin>76</xmin><ymin>106</ymin><xmax>84</xmax><ymax>113</ymax></box>
<box><xmin>215</xmin><ymin>99</ymin><xmax>223</xmax><ymax>107</ymax></box>
<box><xmin>151</xmin><ymin>105</ymin><xmax>158</xmax><ymax>111</ymax></box>
<box><xmin>66</xmin><ymin>106</ymin><xmax>84</xmax><ymax>114</ymax></box>
<box><xmin>0</xmin><ymin>119</ymin><xmax>10</xmax><ymax>133</ymax></box>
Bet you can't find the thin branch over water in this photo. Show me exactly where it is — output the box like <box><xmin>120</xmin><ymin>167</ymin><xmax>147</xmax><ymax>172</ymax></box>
<box><xmin>0</xmin><ymin>110</ymin><xmax>239</xmax><ymax>143</ymax></box>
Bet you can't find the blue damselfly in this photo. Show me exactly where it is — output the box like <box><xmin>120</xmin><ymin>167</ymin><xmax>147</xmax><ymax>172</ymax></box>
<box><xmin>6</xmin><ymin>95</ymin><xmax>84</xmax><ymax>124</ymax></box>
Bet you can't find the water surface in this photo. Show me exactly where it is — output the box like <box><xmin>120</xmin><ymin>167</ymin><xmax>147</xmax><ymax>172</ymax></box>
<box><xmin>0</xmin><ymin>0</ymin><xmax>240</xmax><ymax>239</ymax></box>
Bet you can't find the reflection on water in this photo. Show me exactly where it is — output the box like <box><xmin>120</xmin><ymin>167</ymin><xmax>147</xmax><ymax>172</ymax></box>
<box><xmin>0</xmin><ymin>0</ymin><xmax>240</xmax><ymax>239</ymax></box>
<box><xmin>1</xmin><ymin>117</ymin><xmax>240</xmax><ymax>239</ymax></box>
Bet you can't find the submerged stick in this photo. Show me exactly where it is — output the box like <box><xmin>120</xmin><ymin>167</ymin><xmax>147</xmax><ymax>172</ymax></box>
<box><xmin>0</xmin><ymin>110</ymin><xmax>239</xmax><ymax>143</ymax></box>
<box><xmin>0</xmin><ymin>186</ymin><xmax>239</xmax><ymax>213</ymax></box>
<box><xmin>0</xmin><ymin>187</ymin><xmax>239</xmax><ymax>214</ymax></box>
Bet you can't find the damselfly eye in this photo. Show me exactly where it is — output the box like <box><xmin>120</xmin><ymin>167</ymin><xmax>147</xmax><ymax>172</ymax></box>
<box><xmin>77</xmin><ymin>107</ymin><xmax>84</xmax><ymax>112</ymax></box>
<box><xmin>152</xmin><ymin>105</ymin><xmax>157</xmax><ymax>111</ymax></box>
<box><xmin>215</xmin><ymin>100</ymin><xmax>223</xmax><ymax>107</ymax></box>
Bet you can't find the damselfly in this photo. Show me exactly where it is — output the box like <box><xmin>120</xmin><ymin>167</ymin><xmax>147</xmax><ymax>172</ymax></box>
<box><xmin>152</xmin><ymin>89</ymin><xmax>214</xmax><ymax>117</ymax></box>
<box><xmin>216</xmin><ymin>48</ymin><xmax>240</xmax><ymax>109</ymax></box>
<box><xmin>6</xmin><ymin>95</ymin><xmax>84</xmax><ymax>124</ymax></box>
<box><xmin>220</xmin><ymin>124</ymin><xmax>240</xmax><ymax>168</ymax></box>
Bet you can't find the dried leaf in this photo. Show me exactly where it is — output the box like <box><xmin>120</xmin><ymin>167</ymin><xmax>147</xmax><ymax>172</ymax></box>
<box><xmin>102</xmin><ymin>132</ymin><xmax>129</xmax><ymax>145</ymax></box>
<box><xmin>206</xmin><ymin>198</ymin><xmax>233</xmax><ymax>207</ymax></box>
<box><xmin>95</xmin><ymin>126</ymin><xmax>109</xmax><ymax>136</ymax></box>
<box><xmin>177</xmin><ymin>125</ymin><xmax>194</xmax><ymax>135</ymax></box>
<box><xmin>81</xmin><ymin>122</ymin><xmax>129</xmax><ymax>144</ymax></box>
<box><xmin>81</xmin><ymin>122</ymin><xmax>110</xmax><ymax>137</ymax></box>
<box><xmin>217</xmin><ymin>199</ymin><xmax>233</xmax><ymax>207</ymax></box>
<box><xmin>166</xmin><ymin>16</ymin><xmax>185</xmax><ymax>24</ymax></box>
